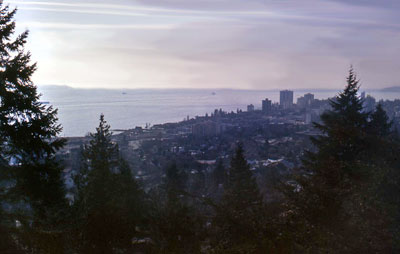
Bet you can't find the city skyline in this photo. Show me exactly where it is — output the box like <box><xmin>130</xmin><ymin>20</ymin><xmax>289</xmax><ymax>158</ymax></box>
<box><xmin>7</xmin><ymin>0</ymin><xmax>400</xmax><ymax>90</ymax></box>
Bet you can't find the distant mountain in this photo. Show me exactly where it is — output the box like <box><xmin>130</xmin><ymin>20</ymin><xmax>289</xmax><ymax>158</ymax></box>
<box><xmin>381</xmin><ymin>86</ymin><xmax>400</xmax><ymax>92</ymax></box>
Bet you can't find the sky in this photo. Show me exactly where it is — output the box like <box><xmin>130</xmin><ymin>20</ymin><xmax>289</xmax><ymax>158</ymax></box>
<box><xmin>5</xmin><ymin>0</ymin><xmax>400</xmax><ymax>90</ymax></box>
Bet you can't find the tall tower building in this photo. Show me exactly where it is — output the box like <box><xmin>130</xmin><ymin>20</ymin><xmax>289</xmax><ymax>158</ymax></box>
<box><xmin>297</xmin><ymin>93</ymin><xmax>314</xmax><ymax>108</ymax></box>
<box><xmin>280</xmin><ymin>90</ymin><xmax>294</xmax><ymax>109</ymax></box>
<box><xmin>304</xmin><ymin>93</ymin><xmax>314</xmax><ymax>103</ymax></box>
<box><xmin>262</xmin><ymin>98</ymin><xmax>272</xmax><ymax>113</ymax></box>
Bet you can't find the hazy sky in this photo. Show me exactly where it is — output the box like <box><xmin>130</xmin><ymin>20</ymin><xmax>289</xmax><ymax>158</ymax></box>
<box><xmin>6</xmin><ymin>0</ymin><xmax>400</xmax><ymax>89</ymax></box>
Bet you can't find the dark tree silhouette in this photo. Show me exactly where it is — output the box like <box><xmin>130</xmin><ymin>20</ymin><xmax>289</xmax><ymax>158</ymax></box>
<box><xmin>148</xmin><ymin>162</ymin><xmax>204</xmax><ymax>254</ymax></box>
<box><xmin>212</xmin><ymin>144</ymin><xmax>268</xmax><ymax>253</ymax></box>
<box><xmin>73</xmin><ymin>114</ymin><xmax>144</xmax><ymax>253</ymax></box>
<box><xmin>213</xmin><ymin>159</ymin><xmax>226</xmax><ymax>188</ymax></box>
<box><xmin>369</xmin><ymin>103</ymin><xmax>392</xmax><ymax>137</ymax></box>
<box><xmin>0</xmin><ymin>3</ymin><xmax>67</xmax><ymax>253</ymax></box>
<box><xmin>283</xmin><ymin>69</ymin><xmax>396</xmax><ymax>252</ymax></box>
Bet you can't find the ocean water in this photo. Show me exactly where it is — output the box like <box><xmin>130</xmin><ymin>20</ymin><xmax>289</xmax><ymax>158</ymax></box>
<box><xmin>37</xmin><ymin>86</ymin><xmax>400</xmax><ymax>137</ymax></box>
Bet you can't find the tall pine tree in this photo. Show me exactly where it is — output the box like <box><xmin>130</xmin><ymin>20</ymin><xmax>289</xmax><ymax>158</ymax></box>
<box><xmin>0</xmin><ymin>3</ymin><xmax>67</xmax><ymax>253</ymax></box>
<box><xmin>148</xmin><ymin>162</ymin><xmax>204</xmax><ymax>254</ymax></box>
<box><xmin>72</xmin><ymin>114</ymin><xmax>144</xmax><ymax>253</ymax></box>
<box><xmin>212</xmin><ymin>144</ymin><xmax>268</xmax><ymax>253</ymax></box>
<box><xmin>283</xmin><ymin>69</ymin><xmax>395</xmax><ymax>252</ymax></box>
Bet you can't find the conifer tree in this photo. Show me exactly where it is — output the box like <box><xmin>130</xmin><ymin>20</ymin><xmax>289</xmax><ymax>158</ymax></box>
<box><xmin>73</xmin><ymin>114</ymin><xmax>144</xmax><ymax>253</ymax></box>
<box><xmin>207</xmin><ymin>159</ymin><xmax>226</xmax><ymax>201</ymax></box>
<box><xmin>283</xmin><ymin>69</ymin><xmax>395</xmax><ymax>252</ymax></box>
<box><xmin>213</xmin><ymin>159</ymin><xmax>226</xmax><ymax>188</ymax></box>
<box><xmin>164</xmin><ymin>162</ymin><xmax>187</xmax><ymax>201</ymax></box>
<box><xmin>148</xmin><ymin>162</ymin><xmax>204</xmax><ymax>254</ymax></box>
<box><xmin>212</xmin><ymin>144</ymin><xmax>267</xmax><ymax>252</ymax></box>
<box><xmin>0</xmin><ymin>3</ymin><xmax>67</xmax><ymax>252</ymax></box>
<box><xmin>369</xmin><ymin>103</ymin><xmax>392</xmax><ymax>137</ymax></box>
<box><xmin>310</xmin><ymin>68</ymin><xmax>369</xmax><ymax>167</ymax></box>
<box><xmin>299</xmin><ymin>68</ymin><xmax>368</xmax><ymax>221</ymax></box>
<box><xmin>368</xmin><ymin>104</ymin><xmax>400</xmax><ymax>251</ymax></box>
<box><xmin>223</xmin><ymin>144</ymin><xmax>262</xmax><ymax>210</ymax></box>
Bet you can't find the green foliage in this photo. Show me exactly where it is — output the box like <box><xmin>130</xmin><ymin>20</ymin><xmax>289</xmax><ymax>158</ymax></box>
<box><xmin>148</xmin><ymin>162</ymin><xmax>204</xmax><ymax>254</ymax></box>
<box><xmin>0</xmin><ymin>3</ymin><xmax>67</xmax><ymax>252</ymax></box>
<box><xmin>164</xmin><ymin>162</ymin><xmax>187</xmax><ymax>201</ymax></box>
<box><xmin>369</xmin><ymin>103</ymin><xmax>392</xmax><ymax>137</ymax></box>
<box><xmin>211</xmin><ymin>144</ymin><xmax>269</xmax><ymax>253</ymax></box>
<box><xmin>282</xmin><ymin>68</ymin><xmax>398</xmax><ymax>252</ymax></box>
<box><xmin>72</xmin><ymin>114</ymin><xmax>144</xmax><ymax>253</ymax></box>
<box><xmin>223</xmin><ymin>144</ymin><xmax>262</xmax><ymax>211</ymax></box>
<box><xmin>309</xmin><ymin>68</ymin><xmax>369</xmax><ymax>168</ymax></box>
<box><xmin>213</xmin><ymin>159</ymin><xmax>226</xmax><ymax>188</ymax></box>
<box><xmin>1</xmin><ymin>11</ymin><xmax>399</xmax><ymax>252</ymax></box>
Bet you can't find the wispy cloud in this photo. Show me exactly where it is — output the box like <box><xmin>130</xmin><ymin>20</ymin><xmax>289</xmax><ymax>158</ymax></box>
<box><xmin>8</xmin><ymin>0</ymin><xmax>283</xmax><ymax>15</ymax></box>
<box><xmin>17</xmin><ymin>6</ymin><xmax>149</xmax><ymax>17</ymax></box>
<box><xmin>19</xmin><ymin>21</ymin><xmax>175</xmax><ymax>30</ymax></box>
<box><xmin>5</xmin><ymin>0</ymin><xmax>400</xmax><ymax>90</ymax></box>
<box><xmin>10</xmin><ymin>0</ymin><xmax>400</xmax><ymax>29</ymax></box>
<box><xmin>8</xmin><ymin>1</ymin><xmax>181</xmax><ymax>13</ymax></box>
<box><xmin>12</xmin><ymin>3</ymin><xmax>223</xmax><ymax>22</ymax></box>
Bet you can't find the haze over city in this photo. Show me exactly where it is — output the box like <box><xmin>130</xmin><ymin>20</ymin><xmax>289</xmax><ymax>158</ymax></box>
<box><xmin>7</xmin><ymin>0</ymin><xmax>400</xmax><ymax>90</ymax></box>
<box><xmin>3</xmin><ymin>1</ymin><xmax>400</xmax><ymax>252</ymax></box>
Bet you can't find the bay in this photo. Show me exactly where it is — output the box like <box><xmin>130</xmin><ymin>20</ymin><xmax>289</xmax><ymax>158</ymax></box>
<box><xmin>37</xmin><ymin>85</ymin><xmax>400</xmax><ymax>137</ymax></box>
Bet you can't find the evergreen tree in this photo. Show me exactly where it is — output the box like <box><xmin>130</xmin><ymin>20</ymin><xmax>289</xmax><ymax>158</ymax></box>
<box><xmin>0</xmin><ymin>3</ymin><xmax>67</xmax><ymax>252</ymax></box>
<box><xmin>164</xmin><ymin>162</ymin><xmax>187</xmax><ymax>201</ymax></box>
<box><xmin>213</xmin><ymin>159</ymin><xmax>226</xmax><ymax>188</ymax></box>
<box><xmin>369</xmin><ymin>103</ymin><xmax>392</xmax><ymax>137</ymax></box>
<box><xmin>384</xmin><ymin>138</ymin><xmax>400</xmax><ymax>251</ymax></box>
<box><xmin>73</xmin><ymin>114</ymin><xmax>144</xmax><ymax>253</ymax></box>
<box><xmin>310</xmin><ymin>67</ymin><xmax>369</xmax><ymax>167</ymax></box>
<box><xmin>207</xmin><ymin>159</ymin><xmax>226</xmax><ymax>201</ymax></box>
<box><xmin>369</xmin><ymin>105</ymin><xmax>400</xmax><ymax>251</ymax></box>
<box><xmin>212</xmin><ymin>144</ymin><xmax>268</xmax><ymax>253</ymax></box>
<box><xmin>283</xmin><ymin>69</ymin><xmax>395</xmax><ymax>252</ymax></box>
<box><xmin>148</xmin><ymin>162</ymin><xmax>204</xmax><ymax>254</ymax></box>
<box><xmin>223</xmin><ymin>144</ymin><xmax>262</xmax><ymax>211</ymax></box>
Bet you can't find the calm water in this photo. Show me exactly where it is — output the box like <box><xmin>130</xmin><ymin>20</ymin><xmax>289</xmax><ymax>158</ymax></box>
<box><xmin>38</xmin><ymin>86</ymin><xmax>400</xmax><ymax>137</ymax></box>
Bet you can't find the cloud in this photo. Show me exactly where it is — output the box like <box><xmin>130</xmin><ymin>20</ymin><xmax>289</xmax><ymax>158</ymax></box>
<box><xmin>5</xmin><ymin>0</ymin><xmax>400</xmax><ymax>90</ymax></box>
<box><xmin>10</xmin><ymin>0</ymin><xmax>399</xmax><ymax>28</ymax></box>
<box><xmin>8</xmin><ymin>1</ymin><xmax>283</xmax><ymax>17</ymax></box>
<box><xmin>19</xmin><ymin>21</ymin><xmax>175</xmax><ymax>30</ymax></box>
<box><xmin>17</xmin><ymin>6</ymin><xmax>147</xmax><ymax>17</ymax></box>
<box><xmin>329</xmin><ymin>0</ymin><xmax>400</xmax><ymax>9</ymax></box>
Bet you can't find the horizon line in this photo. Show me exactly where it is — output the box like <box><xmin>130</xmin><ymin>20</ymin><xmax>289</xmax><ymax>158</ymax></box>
<box><xmin>36</xmin><ymin>84</ymin><xmax>392</xmax><ymax>92</ymax></box>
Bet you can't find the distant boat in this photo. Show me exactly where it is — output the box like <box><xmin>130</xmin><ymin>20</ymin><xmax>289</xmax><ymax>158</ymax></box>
<box><xmin>122</xmin><ymin>92</ymin><xmax>127</xmax><ymax>95</ymax></box>
<box><xmin>211</xmin><ymin>92</ymin><xmax>216</xmax><ymax>95</ymax></box>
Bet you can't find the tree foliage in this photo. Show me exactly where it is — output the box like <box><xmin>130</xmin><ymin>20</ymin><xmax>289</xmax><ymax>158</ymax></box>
<box><xmin>148</xmin><ymin>162</ymin><xmax>204</xmax><ymax>254</ymax></box>
<box><xmin>211</xmin><ymin>144</ymin><xmax>269</xmax><ymax>253</ymax></box>
<box><xmin>283</xmin><ymin>68</ymin><xmax>398</xmax><ymax>252</ymax></box>
<box><xmin>0</xmin><ymin>3</ymin><xmax>67</xmax><ymax>253</ymax></box>
<box><xmin>72</xmin><ymin>114</ymin><xmax>144</xmax><ymax>253</ymax></box>
<box><xmin>1</xmin><ymin>7</ymin><xmax>399</xmax><ymax>251</ymax></box>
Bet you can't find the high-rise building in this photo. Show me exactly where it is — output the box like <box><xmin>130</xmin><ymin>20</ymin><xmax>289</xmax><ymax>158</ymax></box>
<box><xmin>247</xmin><ymin>104</ymin><xmax>255</xmax><ymax>112</ymax></box>
<box><xmin>304</xmin><ymin>93</ymin><xmax>314</xmax><ymax>103</ymax></box>
<box><xmin>280</xmin><ymin>90</ymin><xmax>294</xmax><ymax>109</ymax></box>
<box><xmin>297</xmin><ymin>93</ymin><xmax>314</xmax><ymax>108</ymax></box>
<box><xmin>192</xmin><ymin>121</ymin><xmax>222</xmax><ymax>137</ymax></box>
<box><xmin>262</xmin><ymin>98</ymin><xmax>272</xmax><ymax>113</ymax></box>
